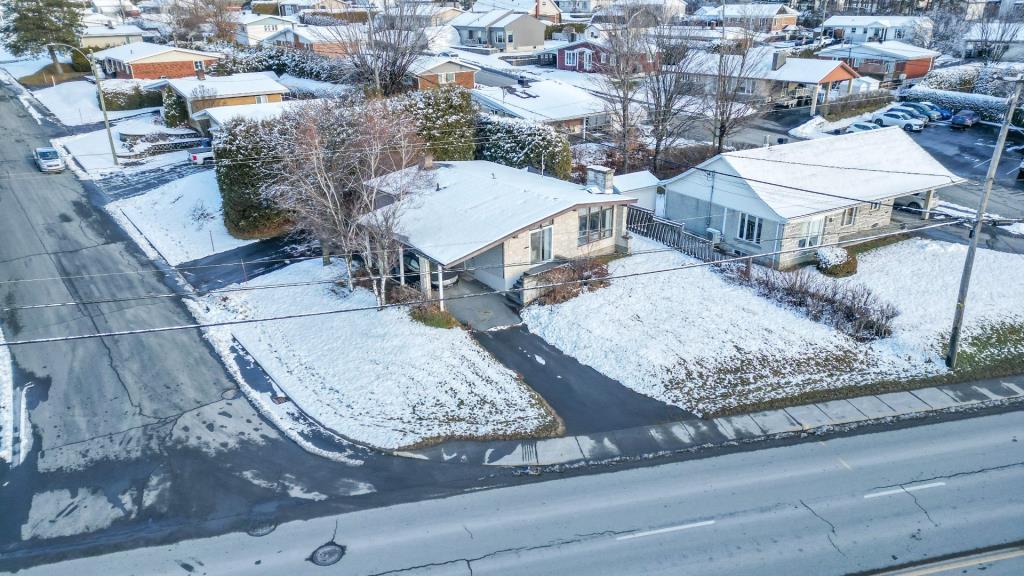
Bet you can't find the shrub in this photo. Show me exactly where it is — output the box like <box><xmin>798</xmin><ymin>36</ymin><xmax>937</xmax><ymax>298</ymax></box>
<box><xmin>476</xmin><ymin>115</ymin><xmax>572</xmax><ymax>180</ymax></box>
<box><xmin>214</xmin><ymin>118</ymin><xmax>291</xmax><ymax>238</ymax></box>
<box><xmin>822</xmin><ymin>90</ymin><xmax>893</xmax><ymax>121</ymax></box>
<box><xmin>251</xmin><ymin>1</ymin><xmax>279</xmax><ymax>15</ymax></box>
<box><xmin>410</xmin><ymin>304</ymin><xmax>460</xmax><ymax>329</ymax></box>
<box><xmin>210</xmin><ymin>43</ymin><xmax>349</xmax><ymax>82</ymax></box>
<box><xmin>533</xmin><ymin>257</ymin><xmax>610</xmax><ymax>305</ymax></box>
<box><xmin>70</xmin><ymin>47</ymin><xmax>94</xmax><ymax>73</ymax></box>
<box><xmin>901</xmin><ymin>85</ymin><xmax>1008</xmax><ymax>121</ymax></box>
<box><xmin>816</xmin><ymin>246</ymin><xmax>857</xmax><ymax>277</ymax></box>
<box><xmin>162</xmin><ymin>88</ymin><xmax>189</xmax><ymax>127</ymax></box>
<box><xmin>403</xmin><ymin>85</ymin><xmax>476</xmax><ymax>161</ymax></box>
<box><xmin>101</xmin><ymin>84</ymin><xmax>162</xmax><ymax>110</ymax></box>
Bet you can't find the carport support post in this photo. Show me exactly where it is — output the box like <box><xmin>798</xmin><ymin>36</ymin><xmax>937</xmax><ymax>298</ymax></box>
<box><xmin>437</xmin><ymin>264</ymin><xmax>445</xmax><ymax>312</ymax></box>
<box><xmin>946</xmin><ymin>76</ymin><xmax>1024</xmax><ymax>369</ymax></box>
<box><xmin>398</xmin><ymin>246</ymin><xmax>405</xmax><ymax>286</ymax></box>
<box><xmin>809</xmin><ymin>84</ymin><xmax>821</xmax><ymax>116</ymax></box>
<box><xmin>418</xmin><ymin>256</ymin><xmax>432</xmax><ymax>299</ymax></box>
<box><xmin>921</xmin><ymin>189</ymin><xmax>935</xmax><ymax>220</ymax></box>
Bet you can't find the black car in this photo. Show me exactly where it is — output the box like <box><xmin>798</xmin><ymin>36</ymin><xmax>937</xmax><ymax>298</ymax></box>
<box><xmin>393</xmin><ymin>252</ymin><xmax>459</xmax><ymax>287</ymax></box>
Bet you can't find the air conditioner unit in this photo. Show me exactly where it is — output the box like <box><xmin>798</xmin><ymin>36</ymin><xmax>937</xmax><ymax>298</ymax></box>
<box><xmin>705</xmin><ymin>227</ymin><xmax>722</xmax><ymax>246</ymax></box>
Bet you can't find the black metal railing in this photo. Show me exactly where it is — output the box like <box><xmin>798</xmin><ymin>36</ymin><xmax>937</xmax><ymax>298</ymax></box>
<box><xmin>626</xmin><ymin>205</ymin><xmax>722</xmax><ymax>262</ymax></box>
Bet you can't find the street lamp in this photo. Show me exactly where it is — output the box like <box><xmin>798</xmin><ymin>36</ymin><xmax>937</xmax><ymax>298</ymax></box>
<box><xmin>47</xmin><ymin>43</ymin><xmax>118</xmax><ymax>166</ymax></box>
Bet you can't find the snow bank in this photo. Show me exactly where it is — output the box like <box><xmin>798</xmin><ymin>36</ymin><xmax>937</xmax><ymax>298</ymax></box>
<box><xmin>32</xmin><ymin>81</ymin><xmax>160</xmax><ymax>126</ymax></box>
<box><xmin>523</xmin><ymin>237</ymin><xmax>1024</xmax><ymax>415</ymax></box>
<box><xmin>107</xmin><ymin>170</ymin><xmax>255</xmax><ymax>265</ymax></box>
<box><xmin>1002</xmin><ymin>222</ymin><xmax>1024</xmax><ymax>235</ymax></box>
<box><xmin>788</xmin><ymin>112</ymin><xmax>876</xmax><ymax>140</ymax></box>
<box><xmin>816</xmin><ymin>246</ymin><xmax>849</xmax><ymax>268</ymax></box>
<box><xmin>53</xmin><ymin>116</ymin><xmax>190</xmax><ymax>178</ymax></box>
<box><xmin>0</xmin><ymin>330</ymin><xmax>12</xmax><ymax>464</ymax></box>
<box><xmin>189</xmin><ymin>260</ymin><xmax>556</xmax><ymax>449</ymax></box>
<box><xmin>276</xmin><ymin>74</ymin><xmax>351</xmax><ymax>98</ymax></box>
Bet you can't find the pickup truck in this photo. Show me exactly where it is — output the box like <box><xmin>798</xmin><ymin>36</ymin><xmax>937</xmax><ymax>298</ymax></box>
<box><xmin>188</xmin><ymin>146</ymin><xmax>214</xmax><ymax>165</ymax></box>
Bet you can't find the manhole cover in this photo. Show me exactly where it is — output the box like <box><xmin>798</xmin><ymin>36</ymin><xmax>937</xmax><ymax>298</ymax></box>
<box><xmin>221</xmin><ymin>388</ymin><xmax>239</xmax><ymax>400</ymax></box>
<box><xmin>246</xmin><ymin>519</ymin><xmax>277</xmax><ymax>537</ymax></box>
<box><xmin>309</xmin><ymin>543</ymin><xmax>346</xmax><ymax>567</ymax></box>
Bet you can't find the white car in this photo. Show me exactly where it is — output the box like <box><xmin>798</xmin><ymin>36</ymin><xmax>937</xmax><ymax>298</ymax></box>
<box><xmin>873</xmin><ymin>110</ymin><xmax>924</xmax><ymax>132</ymax></box>
<box><xmin>845</xmin><ymin>122</ymin><xmax>880</xmax><ymax>134</ymax></box>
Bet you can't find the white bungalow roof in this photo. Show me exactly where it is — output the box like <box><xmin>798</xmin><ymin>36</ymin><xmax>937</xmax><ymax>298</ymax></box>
<box><xmin>81</xmin><ymin>24</ymin><xmax>147</xmax><ymax>37</ymax></box>
<box><xmin>408</xmin><ymin>55</ymin><xmax>480</xmax><ymax>75</ymax></box>
<box><xmin>451</xmin><ymin>9</ymin><xmax>522</xmax><ymax>28</ymax></box>
<box><xmin>236</xmin><ymin>13</ymin><xmax>297</xmax><ymax>25</ymax></box>
<box><xmin>191</xmin><ymin>98</ymin><xmax>326</xmax><ymax>125</ymax></box>
<box><xmin>817</xmin><ymin>40</ymin><xmax>940</xmax><ymax>60</ymax></box>
<box><xmin>823</xmin><ymin>15</ymin><xmax>929</xmax><ymax>28</ymax></box>
<box><xmin>695</xmin><ymin>3</ymin><xmax>797</xmax><ymax>18</ymax></box>
<box><xmin>613</xmin><ymin>170</ymin><xmax>659</xmax><ymax>193</ymax></box>
<box><xmin>91</xmin><ymin>42</ymin><xmax>222</xmax><ymax>62</ymax></box>
<box><xmin>148</xmin><ymin>72</ymin><xmax>290</xmax><ymax>100</ymax></box>
<box><xmin>679</xmin><ymin>48</ymin><xmax>857</xmax><ymax>84</ymax></box>
<box><xmin>471</xmin><ymin>0</ymin><xmax>561</xmax><ymax>14</ymax></box>
<box><xmin>665</xmin><ymin>128</ymin><xmax>963</xmax><ymax>221</ymax></box>
<box><xmin>367</xmin><ymin>161</ymin><xmax>634</xmax><ymax>266</ymax></box>
<box><xmin>471</xmin><ymin>79</ymin><xmax>605</xmax><ymax>123</ymax></box>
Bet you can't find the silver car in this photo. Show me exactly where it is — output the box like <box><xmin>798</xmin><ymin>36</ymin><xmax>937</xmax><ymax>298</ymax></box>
<box><xmin>34</xmin><ymin>147</ymin><xmax>66</xmax><ymax>173</ymax></box>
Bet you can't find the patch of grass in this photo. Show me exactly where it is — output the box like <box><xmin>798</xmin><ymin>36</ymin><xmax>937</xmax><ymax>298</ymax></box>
<box><xmin>18</xmin><ymin>63</ymin><xmax>87</xmax><ymax>88</ymax></box>
<box><xmin>410</xmin><ymin>304</ymin><xmax>460</xmax><ymax>329</ymax></box>
<box><xmin>844</xmin><ymin>233</ymin><xmax>908</xmax><ymax>258</ymax></box>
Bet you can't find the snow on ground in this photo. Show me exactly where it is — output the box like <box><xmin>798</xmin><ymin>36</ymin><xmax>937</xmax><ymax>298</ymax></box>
<box><xmin>22</xmin><ymin>488</ymin><xmax>134</xmax><ymax>540</ymax></box>
<box><xmin>0</xmin><ymin>45</ymin><xmax>68</xmax><ymax>81</ymax></box>
<box><xmin>1002</xmin><ymin>222</ymin><xmax>1024</xmax><ymax>235</ymax></box>
<box><xmin>188</xmin><ymin>260</ymin><xmax>556</xmax><ymax>449</ymax></box>
<box><xmin>933</xmin><ymin>199</ymin><xmax>1002</xmax><ymax>221</ymax></box>
<box><xmin>278</xmin><ymin>74</ymin><xmax>352</xmax><ymax>97</ymax></box>
<box><xmin>32</xmin><ymin>81</ymin><xmax>160</xmax><ymax>126</ymax></box>
<box><xmin>788</xmin><ymin>111</ymin><xmax>881</xmax><ymax>140</ymax></box>
<box><xmin>107</xmin><ymin>170</ymin><xmax>254</xmax><ymax>265</ymax></box>
<box><xmin>0</xmin><ymin>330</ymin><xmax>12</xmax><ymax>464</ymax></box>
<box><xmin>523</xmin><ymin>236</ymin><xmax>1024</xmax><ymax>415</ymax></box>
<box><xmin>53</xmin><ymin>115</ymin><xmax>190</xmax><ymax>178</ymax></box>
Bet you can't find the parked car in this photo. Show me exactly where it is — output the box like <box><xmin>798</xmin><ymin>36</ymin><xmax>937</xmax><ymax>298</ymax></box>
<box><xmin>873</xmin><ymin>110</ymin><xmax>925</xmax><ymax>132</ymax></box>
<box><xmin>33</xmin><ymin>147</ymin><xmax>66</xmax><ymax>173</ymax></box>
<box><xmin>188</xmin><ymin>146</ymin><xmax>214</xmax><ymax>165</ymax></box>
<box><xmin>898</xmin><ymin>101</ymin><xmax>942</xmax><ymax>121</ymax></box>
<box><xmin>951</xmin><ymin>109</ymin><xmax>981</xmax><ymax>129</ymax></box>
<box><xmin>890</xmin><ymin>106</ymin><xmax>931</xmax><ymax>124</ymax></box>
<box><xmin>394</xmin><ymin>251</ymin><xmax>459</xmax><ymax>287</ymax></box>
<box><xmin>845</xmin><ymin>121</ymin><xmax>881</xmax><ymax>133</ymax></box>
<box><xmin>917</xmin><ymin>101</ymin><xmax>953</xmax><ymax>120</ymax></box>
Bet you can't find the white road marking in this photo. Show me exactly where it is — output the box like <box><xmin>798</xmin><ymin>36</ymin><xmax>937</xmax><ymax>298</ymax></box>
<box><xmin>616</xmin><ymin>520</ymin><xmax>716</xmax><ymax>541</ymax></box>
<box><xmin>864</xmin><ymin>482</ymin><xmax>945</xmax><ymax>499</ymax></box>
<box><xmin>837</xmin><ymin>457</ymin><xmax>853</xmax><ymax>471</ymax></box>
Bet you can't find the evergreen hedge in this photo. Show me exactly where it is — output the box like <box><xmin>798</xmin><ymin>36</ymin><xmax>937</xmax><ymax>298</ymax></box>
<box><xmin>404</xmin><ymin>86</ymin><xmax>476</xmax><ymax>161</ymax></box>
<box><xmin>101</xmin><ymin>85</ymin><xmax>162</xmax><ymax>110</ymax></box>
<box><xmin>476</xmin><ymin>115</ymin><xmax>572</xmax><ymax>180</ymax></box>
<box><xmin>214</xmin><ymin>118</ymin><xmax>291</xmax><ymax>238</ymax></box>
<box><xmin>162</xmin><ymin>88</ymin><xmax>189</xmax><ymax>127</ymax></box>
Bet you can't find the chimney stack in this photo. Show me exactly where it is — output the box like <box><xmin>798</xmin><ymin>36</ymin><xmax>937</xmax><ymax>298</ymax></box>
<box><xmin>586</xmin><ymin>165</ymin><xmax>614</xmax><ymax>194</ymax></box>
<box><xmin>419</xmin><ymin>153</ymin><xmax>434</xmax><ymax>170</ymax></box>
<box><xmin>771</xmin><ymin>51</ymin><xmax>787</xmax><ymax>71</ymax></box>
<box><xmin>196</xmin><ymin>68</ymin><xmax>206</xmax><ymax>80</ymax></box>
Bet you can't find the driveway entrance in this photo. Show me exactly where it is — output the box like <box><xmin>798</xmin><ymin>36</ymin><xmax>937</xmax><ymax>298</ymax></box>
<box><xmin>444</xmin><ymin>275</ymin><xmax>522</xmax><ymax>331</ymax></box>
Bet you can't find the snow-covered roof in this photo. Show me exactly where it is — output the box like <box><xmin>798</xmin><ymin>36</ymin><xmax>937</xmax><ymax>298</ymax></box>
<box><xmin>614</xmin><ymin>170</ymin><xmax>659</xmax><ymax>193</ymax></box>
<box><xmin>81</xmin><ymin>24</ymin><xmax>147</xmax><ymax>37</ymax></box>
<box><xmin>450</xmin><ymin>9</ymin><xmax>524</xmax><ymax>28</ymax></box>
<box><xmin>408</xmin><ymin>55</ymin><xmax>480</xmax><ymax>75</ymax></box>
<box><xmin>236</xmin><ymin>13</ymin><xmax>297</xmax><ymax>26</ymax></box>
<box><xmin>471</xmin><ymin>0</ymin><xmax>561</xmax><ymax>15</ymax></box>
<box><xmin>694</xmin><ymin>4</ymin><xmax>797</xmax><ymax>19</ymax></box>
<box><xmin>90</xmin><ymin>42</ymin><xmax>222</xmax><ymax>62</ymax></box>
<box><xmin>267</xmin><ymin>24</ymin><xmax>355</xmax><ymax>44</ymax></box>
<box><xmin>665</xmin><ymin>128</ymin><xmax>964</xmax><ymax>221</ymax></box>
<box><xmin>192</xmin><ymin>98</ymin><xmax>325</xmax><ymax>126</ymax></box>
<box><xmin>823</xmin><ymin>15</ymin><xmax>929</xmax><ymax>28</ymax></box>
<box><xmin>965</xmin><ymin>21</ymin><xmax>1024</xmax><ymax>43</ymax></box>
<box><xmin>472</xmin><ymin>79</ymin><xmax>605</xmax><ymax>123</ymax></box>
<box><xmin>368</xmin><ymin>161</ymin><xmax>635</xmax><ymax>266</ymax></box>
<box><xmin>679</xmin><ymin>48</ymin><xmax>858</xmax><ymax>84</ymax></box>
<box><xmin>149</xmin><ymin>72</ymin><xmax>290</xmax><ymax>100</ymax></box>
<box><xmin>817</xmin><ymin>40</ymin><xmax>940</xmax><ymax>60</ymax></box>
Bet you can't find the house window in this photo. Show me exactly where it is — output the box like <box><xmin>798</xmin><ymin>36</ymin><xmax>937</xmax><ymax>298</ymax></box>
<box><xmin>565</xmin><ymin>51</ymin><xmax>578</xmax><ymax>66</ymax></box>
<box><xmin>895</xmin><ymin>28</ymin><xmax>905</xmax><ymax>39</ymax></box>
<box><xmin>737</xmin><ymin>212</ymin><xmax>763</xmax><ymax>244</ymax></box>
<box><xmin>125</xmin><ymin>64</ymin><xmax>133</xmax><ymax>77</ymax></box>
<box><xmin>255</xmin><ymin>95</ymin><xmax>269</xmax><ymax>104</ymax></box>
<box><xmin>842</xmin><ymin>206</ymin><xmax>858</xmax><ymax>226</ymax></box>
<box><xmin>494</xmin><ymin>32</ymin><xmax>504</xmax><ymax>43</ymax></box>
<box><xmin>438</xmin><ymin>72</ymin><xmax>456</xmax><ymax>84</ymax></box>
<box><xmin>264</xmin><ymin>25</ymin><xmax>278</xmax><ymax>32</ymax></box>
<box><xmin>884</xmin><ymin>60</ymin><xmax>895</xmax><ymax>73</ymax></box>
<box><xmin>796</xmin><ymin>217</ymin><xmax>824</xmax><ymax>248</ymax></box>
<box><xmin>600</xmin><ymin>52</ymin><xmax>607</xmax><ymax>64</ymax></box>
<box><xmin>468</xmin><ymin>30</ymin><xmax>475</xmax><ymax>39</ymax></box>
<box><xmin>851</xmin><ymin>57</ymin><xmax>862</xmax><ymax>67</ymax></box>
<box><xmin>578</xmin><ymin>206</ymin><xmax>613</xmax><ymax>245</ymax></box>
<box><xmin>869</xmin><ymin>201</ymin><xmax>881</xmax><ymax>211</ymax></box>
<box><xmin>530</xmin><ymin>227</ymin><xmax>552</xmax><ymax>264</ymax></box>
<box><xmin>194</xmin><ymin>60</ymin><xmax>204</xmax><ymax>72</ymax></box>
<box><xmin>507</xmin><ymin>33</ymin><xmax>513</xmax><ymax>43</ymax></box>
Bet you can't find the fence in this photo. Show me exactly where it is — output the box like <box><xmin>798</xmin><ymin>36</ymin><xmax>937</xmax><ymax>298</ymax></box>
<box><xmin>626</xmin><ymin>205</ymin><xmax>722</xmax><ymax>262</ymax></box>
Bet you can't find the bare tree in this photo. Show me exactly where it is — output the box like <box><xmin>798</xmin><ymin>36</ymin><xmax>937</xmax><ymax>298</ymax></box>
<box><xmin>700</xmin><ymin>14</ymin><xmax>766</xmax><ymax>153</ymax></box>
<box><xmin>967</xmin><ymin>12</ymin><xmax>1024</xmax><ymax>64</ymax></box>
<box><xmin>642</xmin><ymin>21</ymin><xmax>701</xmax><ymax>172</ymax></box>
<box><xmin>924</xmin><ymin>0</ymin><xmax>970</xmax><ymax>55</ymax></box>
<box><xmin>167</xmin><ymin>0</ymin><xmax>237</xmax><ymax>43</ymax></box>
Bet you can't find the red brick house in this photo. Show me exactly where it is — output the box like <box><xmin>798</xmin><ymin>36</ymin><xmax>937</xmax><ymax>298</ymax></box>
<box><xmin>550</xmin><ymin>39</ymin><xmax>659</xmax><ymax>73</ymax></box>
<box><xmin>407</xmin><ymin>56</ymin><xmax>479</xmax><ymax>90</ymax></box>
<box><xmin>91</xmin><ymin>42</ymin><xmax>223</xmax><ymax>80</ymax></box>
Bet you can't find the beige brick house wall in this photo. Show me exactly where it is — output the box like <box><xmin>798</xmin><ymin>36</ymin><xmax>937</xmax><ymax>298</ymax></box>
<box><xmin>776</xmin><ymin>200</ymin><xmax>894</xmax><ymax>268</ymax></box>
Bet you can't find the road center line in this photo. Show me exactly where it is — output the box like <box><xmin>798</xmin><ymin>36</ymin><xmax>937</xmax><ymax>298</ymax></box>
<box><xmin>616</xmin><ymin>520</ymin><xmax>716</xmax><ymax>541</ymax></box>
<box><xmin>864</xmin><ymin>482</ymin><xmax>946</xmax><ymax>499</ymax></box>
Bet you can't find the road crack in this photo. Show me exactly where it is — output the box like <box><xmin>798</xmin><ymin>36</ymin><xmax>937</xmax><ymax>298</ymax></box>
<box><xmin>901</xmin><ymin>487</ymin><xmax>939</xmax><ymax>527</ymax></box>
<box><xmin>800</xmin><ymin>499</ymin><xmax>847</xmax><ymax>558</ymax></box>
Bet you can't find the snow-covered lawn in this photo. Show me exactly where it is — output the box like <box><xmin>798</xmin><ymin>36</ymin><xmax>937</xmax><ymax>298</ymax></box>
<box><xmin>278</xmin><ymin>74</ymin><xmax>352</xmax><ymax>97</ymax></box>
<box><xmin>523</xmin><ymin>237</ymin><xmax>1024</xmax><ymax>415</ymax></box>
<box><xmin>33</xmin><ymin>81</ymin><xmax>160</xmax><ymax>126</ymax></box>
<box><xmin>53</xmin><ymin>116</ymin><xmax>192</xmax><ymax>178</ymax></box>
<box><xmin>107</xmin><ymin>170</ymin><xmax>254</xmax><ymax>265</ymax></box>
<box><xmin>188</xmin><ymin>260</ymin><xmax>557</xmax><ymax>449</ymax></box>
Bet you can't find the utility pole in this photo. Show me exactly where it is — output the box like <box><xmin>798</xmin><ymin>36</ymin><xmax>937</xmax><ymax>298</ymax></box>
<box><xmin>946</xmin><ymin>75</ymin><xmax>1023</xmax><ymax>369</ymax></box>
<box><xmin>49</xmin><ymin>43</ymin><xmax>118</xmax><ymax>166</ymax></box>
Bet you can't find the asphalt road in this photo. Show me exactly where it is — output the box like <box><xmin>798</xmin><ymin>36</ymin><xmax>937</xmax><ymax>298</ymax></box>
<box><xmin>15</xmin><ymin>409</ymin><xmax>1024</xmax><ymax>575</ymax></box>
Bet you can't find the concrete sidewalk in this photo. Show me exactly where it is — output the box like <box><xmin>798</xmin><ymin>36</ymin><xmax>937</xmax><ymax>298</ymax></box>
<box><xmin>400</xmin><ymin>377</ymin><xmax>1024</xmax><ymax>466</ymax></box>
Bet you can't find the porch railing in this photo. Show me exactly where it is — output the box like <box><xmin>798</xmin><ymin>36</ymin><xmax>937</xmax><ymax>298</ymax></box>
<box><xmin>626</xmin><ymin>205</ymin><xmax>722</xmax><ymax>262</ymax></box>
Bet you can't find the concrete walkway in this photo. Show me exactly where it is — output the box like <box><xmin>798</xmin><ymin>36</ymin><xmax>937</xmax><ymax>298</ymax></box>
<box><xmin>401</xmin><ymin>376</ymin><xmax>1024</xmax><ymax>466</ymax></box>
<box><xmin>444</xmin><ymin>277</ymin><xmax>521</xmax><ymax>331</ymax></box>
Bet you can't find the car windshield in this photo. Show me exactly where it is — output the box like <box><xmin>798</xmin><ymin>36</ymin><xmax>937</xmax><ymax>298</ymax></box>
<box><xmin>37</xmin><ymin>150</ymin><xmax>59</xmax><ymax>160</ymax></box>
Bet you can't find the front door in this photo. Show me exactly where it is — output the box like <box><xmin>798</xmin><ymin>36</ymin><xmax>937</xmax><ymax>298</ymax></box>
<box><xmin>530</xmin><ymin>227</ymin><xmax>552</xmax><ymax>264</ymax></box>
<box><xmin>583</xmin><ymin>50</ymin><xmax>593</xmax><ymax>71</ymax></box>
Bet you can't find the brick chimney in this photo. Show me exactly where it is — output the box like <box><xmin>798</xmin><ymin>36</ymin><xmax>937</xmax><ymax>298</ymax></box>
<box><xmin>586</xmin><ymin>165</ymin><xmax>614</xmax><ymax>194</ymax></box>
<box><xmin>419</xmin><ymin>152</ymin><xmax>434</xmax><ymax>170</ymax></box>
<box><xmin>771</xmin><ymin>51</ymin><xmax>787</xmax><ymax>71</ymax></box>
<box><xmin>196</xmin><ymin>68</ymin><xmax>206</xmax><ymax>80</ymax></box>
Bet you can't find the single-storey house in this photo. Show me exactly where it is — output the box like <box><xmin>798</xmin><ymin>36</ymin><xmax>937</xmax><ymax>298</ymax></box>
<box><xmin>661</xmin><ymin>128</ymin><xmax>964</xmax><ymax>269</ymax></box>
<box><xmin>471</xmin><ymin>0</ymin><xmax>563</xmax><ymax>23</ymax></box>
<box><xmin>147</xmin><ymin>72</ymin><xmax>290</xmax><ymax>130</ymax></box>
<box><xmin>278</xmin><ymin>0</ymin><xmax>351</xmax><ymax>17</ymax></box>
<box><xmin>263</xmin><ymin>25</ymin><xmax>359</xmax><ymax>56</ymax></box>
<box><xmin>692</xmin><ymin>4</ymin><xmax>798</xmax><ymax>33</ymax></box>
<box><xmin>676</xmin><ymin>48</ymin><xmax>860</xmax><ymax>115</ymax></box>
<box><xmin>235</xmin><ymin>13</ymin><xmax>297</xmax><ymax>46</ymax></box>
<box><xmin>817</xmin><ymin>41</ymin><xmax>940</xmax><ymax>84</ymax></box>
<box><xmin>963</xmin><ymin>21</ymin><xmax>1024</xmax><ymax>61</ymax></box>
<box><xmin>547</xmin><ymin>38</ymin><xmax>658</xmax><ymax>73</ymax></box>
<box><xmin>79</xmin><ymin>24</ymin><xmax>148</xmax><ymax>49</ymax></box>
<box><xmin>822</xmin><ymin>15</ymin><xmax>932</xmax><ymax>45</ymax></box>
<box><xmin>92</xmin><ymin>0</ymin><xmax>140</xmax><ymax>18</ymax></box>
<box><xmin>450</xmin><ymin>10</ymin><xmax>548</xmax><ymax>52</ymax></box>
<box><xmin>191</xmin><ymin>98</ymin><xmax>325</xmax><ymax>132</ymax></box>
<box><xmin>365</xmin><ymin>160</ymin><xmax>634</xmax><ymax>302</ymax></box>
<box><xmin>472</xmin><ymin>78</ymin><xmax>607</xmax><ymax>133</ymax></box>
<box><xmin>407</xmin><ymin>56</ymin><xmax>479</xmax><ymax>90</ymax></box>
<box><xmin>91</xmin><ymin>42</ymin><xmax>223</xmax><ymax>80</ymax></box>
<box><xmin>613</xmin><ymin>170</ymin><xmax>662</xmax><ymax>215</ymax></box>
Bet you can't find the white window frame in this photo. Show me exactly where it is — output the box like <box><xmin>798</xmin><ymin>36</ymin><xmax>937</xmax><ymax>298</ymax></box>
<box><xmin>796</xmin><ymin>217</ymin><xmax>824</xmax><ymax>249</ymax></box>
<box><xmin>737</xmin><ymin>212</ymin><xmax>763</xmax><ymax>245</ymax></box>
<box><xmin>578</xmin><ymin>206</ymin><xmax>614</xmax><ymax>245</ymax></box>
<box><xmin>565</xmin><ymin>50</ymin><xmax>578</xmax><ymax>66</ymax></box>
<box><xmin>841</xmin><ymin>206</ymin><xmax>858</xmax><ymax>226</ymax></box>
<box><xmin>194</xmin><ymin>60</ymin><xmax>205</xmax><ymax>72</ymax></box>
<box><xmin>506</xmin><ymin>33</ymin><xmax>513</xmax><ymax>44</ymax></box>
<box><xmin>530</xmin><ymin>226</ymin><xmax>553</xmax><ymax>264</ymax></box>
<box><xmin>255</xmin><ymin>95</ymin><xmax>269</xmax><ymax>104</ymax></box>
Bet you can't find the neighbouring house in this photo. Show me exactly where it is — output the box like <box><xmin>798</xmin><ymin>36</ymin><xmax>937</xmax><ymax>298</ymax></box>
<box><xmin>405</xmin><ymin>5</ymin><xmax>465</xmax><ymax>27</ymax></box>
<box><xmin>472</xmin><ymin>78</ymin><xmax>608</xmax><ymax>133</ymax></box>
<box><xmin>407</xmin><ymin>56</ymin><xmax>479</xmax><ymax>90</ymax></box>
<box><xmin>92</xmin><ymin>42</ymin><xmax>223</xmax><ymax>80</ymax></box>
<box><xmin>547</xmin><ymin>37</ymin><xmax>659</xmax><ymax>73</ymax></box>
<box><xmin>652</xmin><ymin>25</ymin><xmax>752</xmax><ymax>50</ymax></box>
<box><xmin>817</xmin><ymin>41</ymin><xmax>940</xmax><ymax>84</ymax></box>
<box><xmin>235</xmin><ymin>13</ymin><xmax>296</xmax><ymax>46</ymax></box>
<box><xmin>822</xmin><ymin>15</ymin><xmax>932</xmax><ymax>45</ymax></box>
<box><xmin>147</xmin><ymin>72</ymin><xmax>290</xmax><ymax>130</ymax></box>
<box><xmin>674</xmin><ymin>48</ymin><xmax>860</xmax><ymax>116</ymax></box>
<box><xmin>613</xmin><ymin>169</ymin><xmax>662</xmax><ymax>215</ymax></box>
<box><xmin>79</xmin><ymin>24</ymin><xmax>148</xmax><ymax>49</ymax></box>
<box><xmin>692</xmin><ymin>3</ymin><xmax>798</xmax><ymax>33</ymax></box>
<box><xmin>191</xmin><ymin>98</ymin><xmax>325</xmax><ymax>132</ymax></box>
<box><xmin>92</xmin><ymin>0</ymin><xmax>140</xmax><ymax>18</ymax></box>
<box><xmin>278</xmin><ymin>0</ymin><xmax>351</xmax><ymax>17</ymax></box>
<box><xmin>592</xmin><ymin>0</ymin><xmax>687</xmax><ymax>26</ymax></box>
<box><xmin>661</xmin><ymin>128</ymin><xmax>964</xmax><ymax>269</ymax></box>
<box><xmin>365</xmin><ymin>160</ymin><xmax>634</xmax><ymax>303</ymax></box>
<box><xmin>962</xmin><ymin>21</ymin><xmax>1024</xmax><ymax>60</ymax></box>
<box><xmin>450</xmin><ymin>10</ymin><xmax>548</xmax><ymax>52</ymax></box>
<box><xmin>263</xmin><ymin>24</ymin><xmax>360</xmax><ymax>56</ymax></box>
<box><xmin>471</xmin><ymin>0</ymin><xmax>563</xmax><ymax>23</ymax></box>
